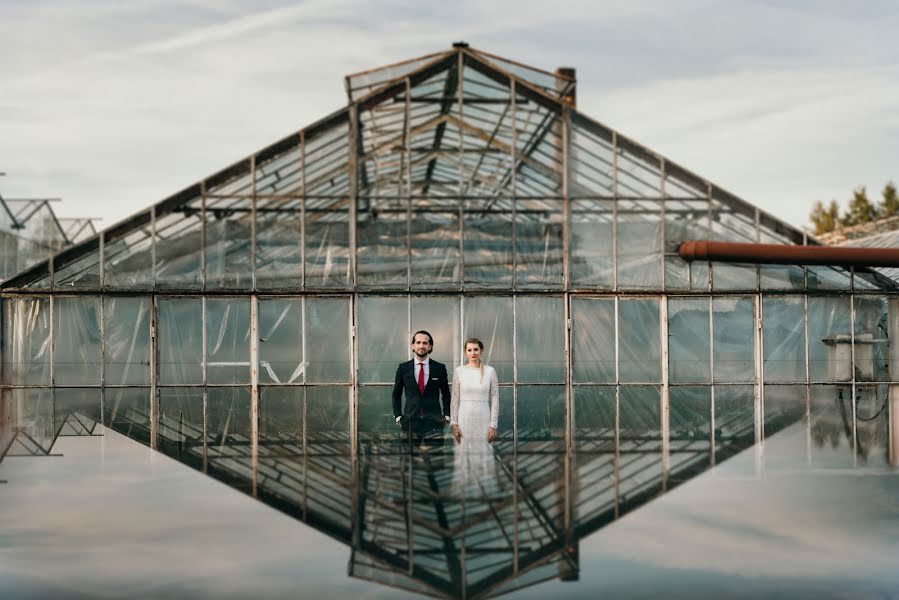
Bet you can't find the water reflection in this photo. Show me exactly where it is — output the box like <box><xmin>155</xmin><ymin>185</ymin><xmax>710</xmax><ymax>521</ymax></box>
<box><xmin>1</xmin><ymin>386</ymin><xmax>896</xmax><ymax>599</ymax></box>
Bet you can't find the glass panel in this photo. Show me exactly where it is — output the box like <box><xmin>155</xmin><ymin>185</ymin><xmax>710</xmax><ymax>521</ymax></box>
<box><xmin>854</xmin><ymin>296</ymin><xmax>889</xmax><ymax>382</ymax></box>
<box><xmin>570</xmin><ymin>199</ymin><xmax>613</xmax><ymax>288</ymax></box>
<box><xmin>664</xmin><ymin>198</ymin><xmax>708</xmax><ymax>291</ymax></box>
<box><xmin>760</xmin><ymin>265</ymin><xmax>805</xmax><ymax>291</ymax></box>
<box><xmin>14</xmin><ymin>388</ymin><xmax>53</xmax><ymax>451</ymax></box>
<box><xmin>807</xmin><ymin>296</ymin><xmax>852</xmax><ymax>382</ymax></box>
<box><xmin>357</xmin><ymin>385</ymin><xmax>398</xmax><ymax>448</ymax></box>
<box><xmin>463</xmin><ymin>296</ymin><xmax>513</xmax><ymax>383</ymax></box>
<box><xmin>516</xmin><ymin>296</ymin><xmax>564</xmax><ymax>383</ymax></box>
<box><xmin>306</xmin><ymin>297</ymin><xmax>350</xmax><ymax>383</ymax></box>
<box><xmin>206</xmin><ymin>298</ymin><xmax>250</xmax><ymax>385</ymax></box>
<box><xmin>356</xmin><ymin>196</ymin><xmax>407</xmax><ymax>289</ymax></box>
<box><xmin>856</xmin><ymin>384</ymin><xmax>889</xmax><ymax>465</ymax></box>
<box><xmin>157</xmin><ymin>387</ymin><xmax>205</xmax><ymax>462</ymax></box>
<box><xmin>710</xmin><ymin>196</ymin><xmax>757</xmax><ymax>291</ymax></box>
<box><xmin>713</xmin><ymin>297</ymin><xmax>755</xmax><ymax>383</ymax></box>
<box><xmin>258</xmin><ymin>386</ymin><xmax>303</xmax><ymax>445</ymax></box>
<box><xmin>569</xmin><ymin>116</ymin><xmax>614</xmax><ymax>197</ymax></box>
<box><xmin>53</xmin><ymin>388</ymin><xmax>100</xmax><ymax>434</ymax></box>
<box><xmin>53</xmin><ymin>246</ymin><xmax>101</xmax><ymax>290</ymax></box>
<box><xmin>207</xmin><ymin>386</ymin><xmax>252</xmax><ymax>446</ymax></box>
<box><xmin>515</xmin><ymin>199</ymin><xmax>563</xmax><ymax>289</ymax></box>
<box><xmin>571</xmin><ymin>297</ymin><xmax>615</xmax><ymax>383</ymax></box>
<box><xmin>617</xmin><ymin>200</ymin><xmax>661</xmax><ymax>289</ymax></box>
<box><xmin>358</xmin><ymin>296</ymin><xmax>407</xmax><ymax>383</ymax></box>
<box><xmin>762</xmin><ymin>296</ymin><xmax>805</xmax><ymax>383</ymax></box>
<box><xmin>158</xmin><ymin>298</ymin><xmax>202</xmax><ymax>384</ymax></box>
<box><xmin>807</xmin><ymin>266</ymin><xmax>851</xmax><ymax>291</ymax></box>
<box><xmin>668</xmin><ymin>298</ymin><xmax>710</xmax><ymax>383</ymax></box>
<box><xmin>669</xmin><ymin>386</ymin><xmax>710</xmax><ymax>445</ymax></box>
<box><xmin>305</xmin><ymin>211</ymin><xmax>350</xmax><ymax>289</ymax></box>
<box><xmin>2</xmin><ymin>297</ymin><xmax>50</xmax><ymax>385</ymax></box>
<box><xmin>463</xmin><ymin>198</ymin><xmax>513</xmax><ymax>288</ymax></box>
<box><xmin>306</xmin><ymin>386</ymin><xmax>350</xmax><ymax>454</ymax></box>
<box><xmin>714</xmin><ymin>385</ymin><xmax>756</xmax><ymax>453</ymax></box>
<box><xmin>104</xmin><ymin>214</ymin><xmax>153</xmax><ymax>289</ymax></box>
<box><xmin>808</xmin><ymin>385</ymin><xmax>853</xmax><ymax>465</ymax></box>
<box><xmin>53</xmin><ymin>297</ymin><xmax>100</xmax><ymax>385</ymax></box>
<box><xmin>516</xmin><ymin>385</ymin><xmax>564</xmax><ymax>446</ymax></box>
<box><xmin>619</xmin><ymin>385</ymin><xmax>660</xmax><ymax>438</ymax></box>
<box><xmin>103</xmin><ymin>297</ymin><xmax>150</xmax><ymax>386</ymax></box>
<box><xmin>764</xmin><ymin>384</ymin><xmax>806</xmax><ymax>438</ymax></box>
<box><xmin>155</xmin><ymin>203</ymin><xmax>203</xmax><ymax>290</ymax></box>
<box><xmin>573</xmin><ymin>386</ymin><xmax>615</xmax><ymax>452</ymax></box>
<box><xmin>255</xmin><ymin>198</ymin><xmax>301</xmax><ymax>290</ymax></box>
<box><xmin>410</xmin><ymin>296</ymin><xmax>460</xmax><ymax>371</ymax></box>
<box><xmin>104</xmin><ymin>388</ymin><xmax>151</xmax><ymax>442</ymax></box>
<box><xmin>618</xmin><ymin>299</ymin><xmax>660</xmax><ymax>383</ymax></box>
<box><xmin>258</xmin><ymin>298</ymin><xmax>302</xmax><ymax>384</ymax></box>
<box><xmin>411</xmin><ymin>197</ymin><xmax>459</xmax><ymax>289</ymax></box>
<box><xmin>205</xmin><ymin>198</ymin><xmax>252</xmax><ymax>290</ymax></box>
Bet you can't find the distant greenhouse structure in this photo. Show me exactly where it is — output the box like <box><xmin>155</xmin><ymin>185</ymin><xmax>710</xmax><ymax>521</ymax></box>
<box><xmin>1</xmin><ymin>45</ymin><xmax>896</xmax><ymax>598</ymax></box>
<box><xmin>0</xmin><ymin>192</ymin><xmax>97</xmax><ymax>280</ymax></box>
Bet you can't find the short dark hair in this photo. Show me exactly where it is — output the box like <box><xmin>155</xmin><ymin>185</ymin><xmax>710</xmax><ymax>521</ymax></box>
<box><xmin>411</xmin><ymin>330</ymin><xmax>434</xmax><ymax>349</ymax></box>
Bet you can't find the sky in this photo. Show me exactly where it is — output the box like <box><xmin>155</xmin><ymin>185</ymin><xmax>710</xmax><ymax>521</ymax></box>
<box><xmin>2</xmin><ymin>0</ymin><xmax>899</xmax><ymax>233</ymax></box>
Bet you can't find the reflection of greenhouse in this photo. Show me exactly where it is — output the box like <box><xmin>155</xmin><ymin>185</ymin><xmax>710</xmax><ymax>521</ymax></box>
<box><xmin>1</xmin><ymin>44</ymin><xmax>897</xmax><ymax>597</ymax></box>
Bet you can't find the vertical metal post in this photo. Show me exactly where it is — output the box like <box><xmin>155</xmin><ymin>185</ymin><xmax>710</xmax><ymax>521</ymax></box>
<box><xmin>201</xmin><ymin>296</ymin><xmax>208</xmax><ymax>470</ymax></box>
<box><xmin>300</xmin><ymin>131</ymin><xmax>306</xmax><ymax>290</ymax></box>
<box><xmin>349</xmin><ymin>104</ymin><xmax>359</xmax><ymax>290</ymax></box>
<box><xmin>512</xmin><ymin>293</ymin><xmax>519</xmax><ymax>574</ymax></box>
<box><xmin>659</xmin><ymin>297</ymin><xmax>670</xmax><ymax>489</ymax></box>
<box><xmin>99</xmin><ymin>231</ymin><xmax>105</xmax><ymax>290</ymax></box>
<box><xmin>510</xmin><ymin>80</ymin><xmax>518</xmax><ymax>292</ymax></box>
<box><xmin>708</xmin><ymin>295</ymin><xmax>715</xmax><ymax>465</ymax></box>
<box><xmin>151</xmin><ymin>206</ymin><xmax>157</xmax><ymax>290</ymax></box>
<box><xmin>706</xmin><ymin>183</ymin><xmax>713</xmax><ymax>292</ymax></box>
<box><xmin>562</xmin><ymin>108</ymin><xmax>571</xmax><ymax>291</ymax></box>
<box><xmin>563</xmin><ymin>294</ymin><xmax>573</xmax><ymax>533</ymax></box>
<box><xmin>458</xmin><ymin>52</ymin><xmax>466</xmax><ymax>288</ymax></box>
<box><xmin>149</xmin><ymin>295</ymin><xmax>158</xmax><ymax>451</ymax></box>
<box><xmin>250</xmin><ymin>295</ymin><xmax>259</xmax><ymax>496</ymax></box>
<box><xmin>404</xmin><ymin>77</ymin><xmax>413</xmax><ymax>290</ymax></box>
<box><xmin>49</xmin><ymin>294</ymin><xmax>56</xmax><ymax>442</ymax></box>
<box><xmin>99</xmin><ymin>296</ymin><xmax>106</xmax><ymax>427</ymax></box>
<box><xmin>251</xmin><ymin>156</ymin><xmax>257</xmax><ymax>292</ymax></box>
<box><xmin>659</xmin><ymin>159</ymin><xmax>666</xmax><ymax>290</ymax></box>
<box><xmin>803</xmin><ymin>292</ymin><xmax>812</xmax><ymax>463</ymax></box>
<box><xmin>611</xmin><ymin>133</ymin><xmax>618</xmax><ymax>292</ymax></box>
<box><xmin>850</xmin><ymin>292</ymin><xmax>858</xmax><ymax>457</ymax></box>
<box><xmin>613</xmin><ymin>295</ymin><xmax>620</xmax><ymax>518</ymax></box>
<box><xmin>200</xmin><ymin>186</ymin><xmax>207</xmax><ymax>291</ymax></box>
<box><xmin>754</xmin><ymin>294</ymin><xmax>764</xmax><ymax>451</ymax></box>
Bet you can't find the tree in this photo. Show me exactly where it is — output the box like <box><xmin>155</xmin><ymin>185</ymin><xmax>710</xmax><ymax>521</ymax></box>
<box><xmin>843</xmin><ymin>186</ymin><xmax>877</xmax><ymax>227</ymax></box>
<box><xmin>880</xmin><ymin>181</ymin><xmax>899</xmax><ymax>218</ymax></box>
<box><xmin>809</xmin><ymin>199</ymin><xmax>841</xmax><ymax>235</ymax></box>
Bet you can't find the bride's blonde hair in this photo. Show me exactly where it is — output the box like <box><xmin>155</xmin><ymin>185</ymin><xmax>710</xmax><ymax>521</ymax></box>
<box><xmin>464</xmin><ymin>337</ymin><xmax>485</xmax><ymax>384</ymax></box>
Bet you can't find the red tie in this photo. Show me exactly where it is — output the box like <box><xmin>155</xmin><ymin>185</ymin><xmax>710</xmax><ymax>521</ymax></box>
<box><xmin>418</xmin><ymin>362</ymin><xmax>425</xmax><ymax>394</ymax></box>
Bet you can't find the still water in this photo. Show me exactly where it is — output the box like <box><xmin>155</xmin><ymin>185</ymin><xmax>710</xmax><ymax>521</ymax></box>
<box><xmin>1</xmin><ymin>409</ymin><xmax>897</xmax><ymax>599</ymax></box>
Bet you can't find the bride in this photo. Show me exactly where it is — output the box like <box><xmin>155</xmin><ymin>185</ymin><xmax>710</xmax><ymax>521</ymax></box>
<box><xmin>450</xmin><ymin>337</ymin><xmax>499</xmax><ymax>496</ymax></box>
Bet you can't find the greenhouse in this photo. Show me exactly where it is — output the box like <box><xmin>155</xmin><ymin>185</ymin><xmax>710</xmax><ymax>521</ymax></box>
<box><xmin>1</xmin><ymin>44</ymin><xmax>897</xmax><ymax>597</ymax></box>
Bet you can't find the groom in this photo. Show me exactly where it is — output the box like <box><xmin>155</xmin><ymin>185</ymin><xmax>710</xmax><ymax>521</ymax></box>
<box><xmin>392</xmin><ymin>330</ymin><xmax>451</xmax><ymax>438</ymax></box>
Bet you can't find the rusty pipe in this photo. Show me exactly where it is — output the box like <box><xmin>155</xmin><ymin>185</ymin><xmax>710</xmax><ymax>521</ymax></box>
<box><xmin>679</xmin><ymin>240</ymin><xmax>899</xmax><ymax>268</ymax></box>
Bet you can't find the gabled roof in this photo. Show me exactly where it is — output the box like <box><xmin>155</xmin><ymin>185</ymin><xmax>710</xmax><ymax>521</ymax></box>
<box><xmin>2</xmin><ymin>44</ymin><xmax>811</xmax><ymax>291</ymax></box>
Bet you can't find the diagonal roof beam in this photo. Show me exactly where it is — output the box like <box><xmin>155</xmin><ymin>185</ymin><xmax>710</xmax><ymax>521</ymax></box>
<box><xmin>421</xmin><ymin>59</ymin><xmax>458</xmax><ymax>196</ymax></box>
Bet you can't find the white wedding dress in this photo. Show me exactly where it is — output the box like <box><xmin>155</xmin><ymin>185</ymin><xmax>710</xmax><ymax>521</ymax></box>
<box><xmin>450</xmin><ymin>364</ymin><xmax>500</xmax><ymax>497</ymax></box>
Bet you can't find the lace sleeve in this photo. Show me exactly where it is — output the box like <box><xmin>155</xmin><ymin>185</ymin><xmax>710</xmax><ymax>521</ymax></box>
<box><xmin>450</xmin><ymin>369</ymin><xmax>460</xmax><ymax>425</ymax></box>
<box><xmin>488</xmin><ymin>366</ymin><xmax>499</xmax><ymax>429</ymax></box>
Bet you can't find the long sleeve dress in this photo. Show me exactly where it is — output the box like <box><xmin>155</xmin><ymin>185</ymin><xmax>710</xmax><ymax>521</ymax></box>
<box><xmin>450</xmin><ymin>364</ymin><xmax>500</xmax><ymax>496</ymax></box>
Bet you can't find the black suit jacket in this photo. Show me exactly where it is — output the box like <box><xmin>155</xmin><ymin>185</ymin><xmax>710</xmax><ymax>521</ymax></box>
<box><xmin>392</xmin><ymin>359</ymin><xmax>451</xmax><ymax>422</ymax></box>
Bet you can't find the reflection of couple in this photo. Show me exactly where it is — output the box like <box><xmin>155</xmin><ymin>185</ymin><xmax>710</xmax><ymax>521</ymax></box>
<box><xmin>392</xmin><ymin>331</ymin><xmax>499</xmax><ymax>492</ymax></box>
